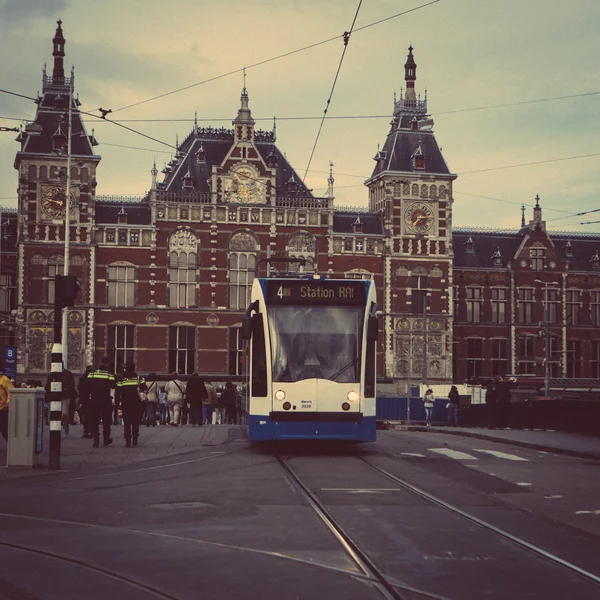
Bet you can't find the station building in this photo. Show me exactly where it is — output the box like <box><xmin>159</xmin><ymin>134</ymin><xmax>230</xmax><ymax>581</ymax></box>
<box><xmin>2</xmin><ymin>21</ymin><xmax>600</xmax><ymax>393</ymax></box>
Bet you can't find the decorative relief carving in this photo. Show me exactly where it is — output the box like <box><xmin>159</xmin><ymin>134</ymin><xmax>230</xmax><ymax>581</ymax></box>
<box><xmin>396</xmin><ymin>266</ymin><xmax>409</xmax><ymax>276</ymax></box>
<box><xmin>429</xmin><ymin>359</ymin><xmax>442</xmax><ymax>376</ymax></box>
<box><xmin>287</xmin><ymin>232</ymin><xmax>316</xmax><ymax>253</ymax></box>
<box><xmin>146</xmin><ymin>312</ymin><xmax>159</xmax><ymax>325</ymax></box>
<box><xmin>412</xmin><ymin>359</ymin><xmax>424</xmax><ymax>376</ymax></box>
<box><xmin>396</xmin><ymin>359</ymin><xmax>410</xmax><ymax>375</ymax></box>
<box><xmin>430</xmin><ymin>266</ymin><xmax>443</xmax><ymax>277</ymax></box>
<box><xmin>206</xmin><ymin>314</ymin><xmax>219</xmax><ymax>327</ymax></box>
<box><xmin>396</xmin><ymin>318</ymin><xmax>410</xmax><ymax>330</ymax></box>
<box><xmin>229</xmin><ymin>231</ymin><xmax>257</xmax><ymax>251</ymax></box>
<box><xmin>169</xmin><ymin>229</ymin><xmax>198</xmax><ymax>253</ymax></box>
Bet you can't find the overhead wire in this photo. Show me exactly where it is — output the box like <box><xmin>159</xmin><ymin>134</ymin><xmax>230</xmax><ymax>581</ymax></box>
<box><xmin>302</xmin><ymin>0</ymin><xmax>363</xmax><ymax>182</ymax></box>
<box><xmin>111</xmin><ymin>0</ymin><xmax>441</xmax><ymax>114</ymax></box>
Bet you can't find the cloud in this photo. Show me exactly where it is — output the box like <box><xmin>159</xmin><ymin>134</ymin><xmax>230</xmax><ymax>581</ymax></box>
<box><xmin>0</xmin><ymin>0</ymin><xmax>70</xmax><ymax>32</ymax></box>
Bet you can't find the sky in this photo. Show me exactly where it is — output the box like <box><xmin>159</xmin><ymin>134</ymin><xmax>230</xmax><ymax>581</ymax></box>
<box><xmin>1</xmin><ymin>0</ymin><xmax>599</xmax><ymax>232</ymax></box>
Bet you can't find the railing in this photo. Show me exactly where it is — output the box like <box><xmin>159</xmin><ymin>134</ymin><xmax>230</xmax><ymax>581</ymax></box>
<box><xmin>156</xmin><ymin>192</ymin><xmax>212</xmax><ymax>204</ymax></box>
<box><xmin>42</xmin><ymin>75</ymin><xmax>72</xmax><ymax>92</ymax></box>
<box><xmin>275</xmin><ymin>196</ymin><xmax>332</xmax><ymax>209</ymax></box>
<box><xmin>336</xmin><ymin>205</ymin><xmax>372</xmax><ymax>213</ymax></box>
<box><xmin>95</xmin><ymin>195</ymin><xmax>148</xmax><ymax>204</ymax></box>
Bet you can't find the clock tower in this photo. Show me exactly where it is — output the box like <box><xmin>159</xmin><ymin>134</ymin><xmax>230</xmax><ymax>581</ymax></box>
<box><xmin>13</xmin><ymin>20</ymin><xmax>101</xmax><ymax>374</ymax></box>
<box><xmin>365</xmin><ymin>46</ymin><xmax>457</xmax><ymax>385</ymax></box>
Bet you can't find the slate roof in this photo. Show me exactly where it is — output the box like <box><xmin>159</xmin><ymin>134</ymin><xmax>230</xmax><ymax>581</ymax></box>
<box><xmin>452</xmin><ymin>228</ymin><xmax>600</xmax><ymax>272</ymax></box>
<box><xmin>15</xmin><ymin>85</ymin><xmax>98</xmax><ymax>162</ymax></box>
<box><xmin>160</xmin><ymin>126</ymin><xmax>313</xmax><ymax>198</ymax></box>
<box><xmin>0</xmin><ymin>209</ymin><xmax>18</xmax><ymax>254</ymax></box>
<box><xmin>95</xmin><ymin>200</ymin><xmax>151</xmax><ymax>226</ymax></box>
<box><xmin>370</xmin><ymin>128</ymin><xmax>451</xmax><ymax>179</ymax></box>
<box><xmin>333</xmin><ymin>212</ymin><xmax>383</xmax><ymax>235</ymax></box>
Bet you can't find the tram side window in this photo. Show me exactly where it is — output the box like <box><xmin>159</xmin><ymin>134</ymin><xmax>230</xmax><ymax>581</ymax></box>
<box><xmin>251</xmin><ymin>314</ymin><xmax>268</xmax><ymax>397</ymax></box>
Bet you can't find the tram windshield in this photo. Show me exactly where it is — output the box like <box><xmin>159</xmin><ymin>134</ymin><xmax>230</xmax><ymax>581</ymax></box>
<box><xmin>268</xmin><ymin>306</ymin><xmax>363</xmax><ymax>383</ymax></box>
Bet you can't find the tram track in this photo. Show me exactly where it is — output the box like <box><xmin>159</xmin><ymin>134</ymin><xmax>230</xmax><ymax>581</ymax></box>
<box><xmin>358</xmin><ymin>456</ymin><xmax>600</xmax><ymax>587</ymax></box>
<box><xmin>275</xmin><ymin>448</ymin><xmax>600</xmax><ymax>600</ymax></box>
<box><xmin>277</xmin><ymin>454</ymin><xmax>446</xmax><ymax>600</ymax></box>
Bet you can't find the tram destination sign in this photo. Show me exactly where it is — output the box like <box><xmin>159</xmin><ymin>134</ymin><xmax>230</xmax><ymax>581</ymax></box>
<box><xmin>265</xmin><ymin>280</ymin><xmax>367</xmax><ymax>306</ymax></box>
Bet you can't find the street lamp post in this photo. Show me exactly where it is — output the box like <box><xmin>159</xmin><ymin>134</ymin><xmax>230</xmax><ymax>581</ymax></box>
<box><xmin>534</xmin><ymin>279</ymin><xmax>559</xmax><ymax>398</ymax></box>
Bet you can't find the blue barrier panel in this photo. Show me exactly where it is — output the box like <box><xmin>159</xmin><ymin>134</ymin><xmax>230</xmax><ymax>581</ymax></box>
<box><xmin>377</xmin><ymin>397</ymin><xmax>449</xmax><ymax>423</ymax></box>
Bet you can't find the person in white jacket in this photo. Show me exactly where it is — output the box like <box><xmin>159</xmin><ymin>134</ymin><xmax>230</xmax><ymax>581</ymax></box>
<box><xmin>164</xmin><ymin>372</ymin><xmax>186</xmax><ymax>426</ymax></box>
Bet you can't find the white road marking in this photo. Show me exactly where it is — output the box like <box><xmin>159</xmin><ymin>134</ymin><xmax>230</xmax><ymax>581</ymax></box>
<box><xmin>516</xmin><ymin>482</ymin><xmax>532</xmax><ymax>487</ymax></box>
<box><xmin>430</xmin><ymin>448</ymin><xmax>478</xmax><ymax>460</ymax></box>
<box><xmin>400</xmin><ymin>452</ymin><xmax>426</xmax><ymax>457</ymax></box>
<box><xmin>544</xmin><ymin>495</ymin><xmax>563</xmax><ymax>499</ymax></box>
<box><xmin>575</xmin><ymin>510</ymin><xmax>600</xmax><ymax>515</ymax></box>
<box><xmin>473</xmin><ymin>449</ymin><xmax>529</xmax><ymax>461</ymax></box>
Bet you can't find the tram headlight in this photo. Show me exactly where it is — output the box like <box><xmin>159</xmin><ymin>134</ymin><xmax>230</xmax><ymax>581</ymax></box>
<box><xmin>347</xmin><ymin>390</ymin><xmax>359</xmax><ymax>402</ymax></box>
<box><xmin>282</xmin><ymin>401</ymin><xmax>291</xmax><ymax>411</ymax></box>
<box><xmin>275</xmin><ymin>390</ymin><xmax>286</xmax><ymax>401</ymax></box>
<box><xmin>342</xmin><ymin>402</ymin><xmax>351</xmax><ymax>411</ymax></box>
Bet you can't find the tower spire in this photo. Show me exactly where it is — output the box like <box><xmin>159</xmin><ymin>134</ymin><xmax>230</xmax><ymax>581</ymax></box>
<box><xmin>52</xmin><ymin>19</ymin><xmax>66</xmax><ymax>81</ymax></box>
<box><xmin>327</xmin><ymin>161</ymin><xmax>335</xmax><ymax>200</ymax></box>
<box><xmin>521</xmin><ymin>204</ymin><xmax>526</xmax><ymax>228</ymax></box>
<box><xmin>404</xmin><ymin>45</ymin><xmax>417</xmax><ymax>105</ymax></box>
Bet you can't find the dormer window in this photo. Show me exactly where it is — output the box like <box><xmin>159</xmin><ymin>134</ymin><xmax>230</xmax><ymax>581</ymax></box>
<box><xmin>52</xmin><ymin>124</ymin><xmax>66</xmax><ymax>153</ymax></box>
<box><xmin>196</xmin><ymin>144</ymin><xmax>206</xmax><ymax>164</ymax></box>
<box><xmin>491</xmin><ymin>247</ymin><xmax>503</xmax><ymax>267</ymax></box>
<box><xmin>352</xmin><ymin>216</ymin><xmax>363</xmax><ymax>234</ymax></box>
<box><xmin>182</xmin><ymin>169</ymin><xmax>193</xmax><ymax>189</ymax></box>
<box><xmin>591</xmin><ymin>251</ymin><xmax>600</xmax><ymax>270</ymax></box>
<box><xmin>412</xmin><ymin>144</ymin><xmax>425</xmax><ymax>170</ymax></box>
<box><xmin>286</xmin><ymin>175</ymin><xmax>299</xmax><ymax>195</ymax></box>
<box><xmin>465</xmin><ymin>236</ymin><xmax>474</xmax><ymax>254</ymax></box>
<box><xmin>117</xmin><ymin>207</ymin><xmax>128</xmax><ymax>225</ymax></box>
<box><xmin>565</xmin><ymin>240</ymin><xmax>573</xmax><ymax>258</ymax></box>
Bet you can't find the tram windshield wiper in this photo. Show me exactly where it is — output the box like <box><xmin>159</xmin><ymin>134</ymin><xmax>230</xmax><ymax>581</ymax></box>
<box><xmin>329</xmin><ymin>358</ymin><xmax>358</xmax><ymax>381</ymax></box>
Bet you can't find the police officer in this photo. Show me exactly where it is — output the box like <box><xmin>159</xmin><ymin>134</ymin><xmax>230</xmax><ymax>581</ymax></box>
<box><xmin>116</xmin><ymin>361</ymin><xmax>146</xmax><ymax>448</ymax></box>
<box><xmin>87</xmin><ymin>357</ymin><xmax>116</xmax><ymax>448</ymax></box>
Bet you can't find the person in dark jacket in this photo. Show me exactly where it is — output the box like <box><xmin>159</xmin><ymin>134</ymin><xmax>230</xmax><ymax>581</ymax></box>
<box><xmin>186</xmin><ymin>373</ymin><xmax>208</xmax><ymax>426</ymax></box>
<box><xmin>78</xmin><ymin>366</ymin><xmax>94</xmax><ymax>438</ymax></box>
<box><xmin>87</xmin><ymin>357</ymin><xmax>116</xmax><ymax>447</ymax></box>
<box><xmin>485</xmin><ymin>379</ymin><xmax>497</xmax><ymax>429</ymax></box>
<box><xmin>116</xmin><ymin>362</ymin><xmax>146</xmax><ymax>447</ymax></box>
<box><xmin>447</xmin><ymin>385</ymin><xmax>460</xmax><ymax>426</ymax></box>
<box><xmin>222</xmin><ymin>381</ymin><xmax>238</xmax><ymax>425</ymax></box>
<box><xmin>495</xmin><ymin>376</ymin><xmax>512</xmax><ymax>429</ymax></box>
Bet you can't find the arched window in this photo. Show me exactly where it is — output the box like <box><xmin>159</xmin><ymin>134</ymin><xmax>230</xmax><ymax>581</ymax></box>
<box><xmin>168</xmin><ymin>229</ymin><xmax>199</xmax><ymax>308</ymax></box>
<box><xmin>229</xmin><ymin>231</ymin><xmax>258</xmax><ymax>310</ymax></box>
<box><xmin>286</xmin><ymin>232</ymin><xmax>316</xmax><ymax>274</ymax></box>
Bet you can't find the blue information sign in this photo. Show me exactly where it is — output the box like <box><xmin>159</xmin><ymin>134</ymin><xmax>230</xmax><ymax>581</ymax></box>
<box><xmin>3</xmin><ymin>346</ymin><xmax>16</xmax><ymax>381</ymax></box>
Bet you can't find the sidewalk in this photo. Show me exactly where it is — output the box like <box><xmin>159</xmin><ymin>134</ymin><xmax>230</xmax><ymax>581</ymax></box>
<box><xmin>384</xmin><ymin>421</ymin><xmax>600</xmax><ymax>460</ymax></box>
<box><xmin>0</xmin><ymin>423</ymin><xmax>240</xmax><ymax>478</ymax></box>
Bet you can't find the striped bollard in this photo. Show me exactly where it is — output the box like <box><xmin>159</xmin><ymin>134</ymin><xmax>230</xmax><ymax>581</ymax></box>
<box><xmin>49</xmin><ymin>342</ymin><xmax>63</xmax><ymax>470</ymax></box>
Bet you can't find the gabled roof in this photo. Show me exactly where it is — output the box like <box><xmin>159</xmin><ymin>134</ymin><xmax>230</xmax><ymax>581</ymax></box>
<box><xmin>160</xmin><ymin>126</ymin><xmax>312</xmax><ymax>198</ymax></box>
<box><xmin>95</xmin><ymin>200</ymin><xmax>151</xmax><ymax>225</ymax></box>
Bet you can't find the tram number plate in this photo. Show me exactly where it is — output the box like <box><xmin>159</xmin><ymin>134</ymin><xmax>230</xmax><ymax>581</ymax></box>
<box><xmin>300</xmin><ymin>400</ymin><xmax>312</xmax><ymax>409</ymax></box>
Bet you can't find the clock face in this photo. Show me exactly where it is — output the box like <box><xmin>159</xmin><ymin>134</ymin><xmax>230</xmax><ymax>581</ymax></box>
<box><xmin>42</xmin><ymin>186</ymin><xmax>76</xmax><ymax>219</ymax></box>
<box><xmin>405</xmin><ymin>202</ymin><xmax>434</xmax><ymax>233</ymax></box>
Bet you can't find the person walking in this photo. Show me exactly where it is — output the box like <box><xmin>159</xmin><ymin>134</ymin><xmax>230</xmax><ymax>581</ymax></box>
<box><xmin>87</xmin><ymin>357</ymin><xmax>116</xmax><ymax>447</ymax></box>
<box><xmin>186</xmin><ymin>373</ymin><xmax>208</xmax><ymax>426</ymax></box>
<box><xmin>423</xmin><ymin>388</ymin><xmax>434</xmax><ymax>426</ymax></box>
<box><xmin>204</xmin><ymin>380</ymin><xmax>216</xmax><ymax>425</ymax></box>
<box><xmin>78</xmin><ymin>366</ymin><xmax>93</xmax><ymax>438</ymax></box>
<box><xmin>116</xmin><ymin>362</ymin><xmax>146</xmax><ymax>448</ymax></box>
<box><xmin>0</xmin><ymin>369</ymin><xmax>14</xmax><ymax>442</ymax></box>
<box><xmin>144</xmin><ymin>373</ymin><xmax>159</xmax><ymax>427</ymax></box>
<box><xmin>447</xmin><ymin>385</ymin><xmax>460</xmax><ymax>427</ymax></box>
<box><xmin>158</xmin><ymin>386</ymin><xmax>168</xmax><ymax>424</ymax></box>
<box><xmin>495</xmin><ymin>376</ymin><xmax>512</xmax><ymax>429</ymax></box>
<box><xmin>164</xmin><ymin>372</ymin><xmax>186</xmax><ymax>426</ymax></box>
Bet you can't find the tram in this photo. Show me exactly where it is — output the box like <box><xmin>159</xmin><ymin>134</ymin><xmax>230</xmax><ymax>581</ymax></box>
<box><xmin>241</xmin><ymin>274</ymin><xmax>378</xmax><ymax>441</ymax></box>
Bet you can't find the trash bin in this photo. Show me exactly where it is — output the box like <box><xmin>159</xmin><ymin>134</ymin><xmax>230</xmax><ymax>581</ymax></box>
<box><xmin>6</xmin><ymin>387</ymin><xmax>45</xmax><ymax>468</ymax></box>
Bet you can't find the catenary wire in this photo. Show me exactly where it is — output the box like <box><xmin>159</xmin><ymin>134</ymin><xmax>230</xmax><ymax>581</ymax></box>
<box><xmin>111</xmin><ymin>0</ymin><xmax>441</xmax><ymax>114</ymax></box>
<box><xmin>302</xmin><ymin>0</ymin><xmax>363</xmax><ymax>182</ymax></box>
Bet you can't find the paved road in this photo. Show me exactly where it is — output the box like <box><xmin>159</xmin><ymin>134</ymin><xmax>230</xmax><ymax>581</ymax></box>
<box><xmin>0</xmin><ymin>424</ymin><xmax>599</xmax><ymax>599</ymax></box>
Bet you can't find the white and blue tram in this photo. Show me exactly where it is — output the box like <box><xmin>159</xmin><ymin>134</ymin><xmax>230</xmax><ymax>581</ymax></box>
<box><xmin>242</xmin><ymin>276</ymin><xmax>378</xmax><ymax>441</ymax></box>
